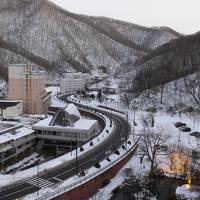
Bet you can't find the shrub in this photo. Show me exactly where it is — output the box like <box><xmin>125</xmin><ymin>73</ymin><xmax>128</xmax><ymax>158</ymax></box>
<box><xmin>106</xmin><ymin>157</ymin><xmax>111</xmax><ymax>162</ymax></box>
<box><xmin>145</xmin><ymin>107</ymin><xmax>157</xmax><ymax>113</ymax></box>
<box><xmin>90</xmin><ymin>141</ymin><xmax>93</xmax><ymax>146</ymax></box>
<box><xmin>114</xmin><ymin>150</ymin><xmax>120</xmax><ymax>155</ymax></box>
<box><xmin>128</xmin><ymin>140</ymin><xmax>131</xmax><ymax>145</ymax></box>
<box><xmin>95</xmin><ymin>162</ymin><xmax>101</xmax><ymax>168</ymax></box>
<box><xmin>80</xmin><ymin>146</ymin><xmax>84</xmax><ymax>152</ymax></box>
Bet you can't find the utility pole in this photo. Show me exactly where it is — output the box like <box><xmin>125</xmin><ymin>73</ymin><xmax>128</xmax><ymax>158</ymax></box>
<box><xmin>126</xmin><ymin>111</ymin><xmax>128</xmax><ymax>147</ymax></box>
<box><xmin>75</xmin><ymin>134</ymin><xmax>79</xmax><ymax>176</ymax></box>
<box><xmin>37</xmin><ymin>160</ymin><xmax>39</xmax><ymax>195</ymax></box>
<box><xmin>70</xmin><ymin>136</ymin><xmax>72</xmax><ymax>156</ymax></box>
<box><xmin>133</xmin><ymin>100</ymin><xmax>137</xmax><ymax>126</ymax></box>
<box><xmin>133</xmin><ymin>105</ymin><xmax>136</xmax><ymax>125</ymax></box>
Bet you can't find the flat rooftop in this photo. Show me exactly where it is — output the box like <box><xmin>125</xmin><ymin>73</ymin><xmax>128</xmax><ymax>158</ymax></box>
<box><xmin>0</xmin><ymin>123</ymin><xmax>15</xmax><ymax>132</ymax></box>
<box><xmin>0</xmin><ymin>122</ymin><xmax>34</xmax><ymax>144</ymax></box>
<box><xmin>32</xmin><ymin>116</ymin><xmax>97</xmax><ymax>131</ymax></box>
<box><xmin>0</xmin><ymin>100</ymin><xmax>22</xmax><ymax>109</ymax></box>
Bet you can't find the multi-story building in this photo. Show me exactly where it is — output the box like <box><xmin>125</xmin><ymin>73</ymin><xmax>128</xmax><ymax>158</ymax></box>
<box><xmin>0</xmin><ymin>122</ymin><xmax>35</xmax><ymax>170</ymax></box>
<box><xmin>8</xmin><ymin>64</ymin><xmax>50</xmax><ymax>114</ymax></box>
<box><xmin>60</xmin><ymin>72</ymin><xmax>90</xmax><ymax>93</ymax></box>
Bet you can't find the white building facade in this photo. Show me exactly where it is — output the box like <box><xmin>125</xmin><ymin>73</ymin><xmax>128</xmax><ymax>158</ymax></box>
<box><xmin>33</xmin><ymin>104</ymin><xmax>99</xmax><ymax>143</ymax></box>
<box><xmin>0</xmin><ymin>122</ymin><xmax>35</xmax><ymax>169</ymax></box>
<box><xmin>60</xmin><ymin>73</ymin><xmax>90</xmax><ymax>93</ymax></box>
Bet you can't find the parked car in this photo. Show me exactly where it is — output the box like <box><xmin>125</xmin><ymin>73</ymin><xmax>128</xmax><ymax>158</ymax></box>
<box><xmin>190</xmin><ymin>132</ymin><xmax>200</xmax><ymax>138</ymax></box>
<box><xmin>179</xmin><ymin>126</ymin><xmax>191</xmax><ymax>132</ymax></box>
<box><xmin>175</xmin><ymin>122</ymin><xmax>186</xmax><ymax>128</ymax></box>
<box><xmin>158</xmin><ymin>144</ymin><xmax>168</xmax><ymax>151</ymax></box>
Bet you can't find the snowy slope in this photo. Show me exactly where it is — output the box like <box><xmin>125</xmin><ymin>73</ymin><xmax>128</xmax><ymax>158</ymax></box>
<box><xmin>0</xmin><ymin>0</ymin><xmax>180</xmax><ymax>79</ymax></box>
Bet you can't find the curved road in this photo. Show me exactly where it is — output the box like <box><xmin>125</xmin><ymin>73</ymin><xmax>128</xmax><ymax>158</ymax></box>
<box><xmin>0</xmin><ymin>96</ymin><xmax>130</xmax><ymax>200</ymax></box>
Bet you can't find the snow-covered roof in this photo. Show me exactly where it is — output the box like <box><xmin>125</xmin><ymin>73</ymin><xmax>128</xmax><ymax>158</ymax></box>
<box><xmin>64</xmin><ymin>103</ymin><xmax>81</xmax><ymax>123</ymax></box>
<box><xmin>0</xmin><ymin>100</ymin><xmax>22</xmax><ymax>109</ymax></box>
<box><xmin>32</xmin><ymin>103</ymin><xmax>97</xmax><ymax>132</ymax></box>
<box><xmin>74</xmin><ymin>119</ymin><xmax>97</xmax><ymax>130</ymax></box>
<box><xmin>33</xmin><ymin>116</ymin><xmax>97</xmax><ymax>131</ymax></box>
<box><xmin>0</xmin><ymin>123</ymin><xmax>34</xmax><ymax>144</ymax></box>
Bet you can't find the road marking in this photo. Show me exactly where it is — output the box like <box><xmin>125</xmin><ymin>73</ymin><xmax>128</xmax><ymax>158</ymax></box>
<box><xmin>53</xmin><ymin>177</ymin><xmax>63</xmax><ymax>182</ymax></box>
<box><xmin>26</xmin><ymin>177</ymin><xmax>54</xmax><ymax>188</ymax></box>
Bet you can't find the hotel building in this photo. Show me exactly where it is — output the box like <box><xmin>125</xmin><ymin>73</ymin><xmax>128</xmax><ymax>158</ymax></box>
<box><xmin>8</xmin><ymin>64</ymin><xmax>50</xmax><ymax>114</ymax></box>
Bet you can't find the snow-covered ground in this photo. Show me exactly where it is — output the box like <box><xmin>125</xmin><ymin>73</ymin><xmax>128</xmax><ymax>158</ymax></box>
<box><xmin>89</xmin><ymin>109</ymin><xmax>200</xmax><ymax>199</ymax></box>
<box><xmin>67</xmin><ymin>82</ymin><xmax>200</xmax><ymax>199</ymax></box>
<box><xmin>75</xmin><ymin>86</ymin><xmax>200</xmax><ymax>199</ymax></box>
<box><xmin>90</xmin><ymin>154</ymin><xmax>150</xmax><ymax>200</ymax></box>
<box><xmin>1</xmin><ymin>84</ymin><xmax>200</xmax><ymax>199</ymax></box>
<box><xmin>1</xmin><ymin>153</ymin><xmax>44</xmax><ymax>174</ymax></box>
<box><xmin>176</xmin><ymin>184</ymin><xmax>200</xmax><ymax>199</ymax></box>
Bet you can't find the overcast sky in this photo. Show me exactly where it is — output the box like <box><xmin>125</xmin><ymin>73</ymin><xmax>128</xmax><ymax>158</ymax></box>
<box><xmin>50</xmin><ymin>0</ymin><xmax>200</xmax><ymax>34</ymax></box>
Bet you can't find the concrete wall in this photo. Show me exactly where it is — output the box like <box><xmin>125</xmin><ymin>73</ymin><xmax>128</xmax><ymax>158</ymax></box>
<box><xmin>52</xmin><ymin>145</ymin><xmax>137</xmax><ymax>200</ymax></box>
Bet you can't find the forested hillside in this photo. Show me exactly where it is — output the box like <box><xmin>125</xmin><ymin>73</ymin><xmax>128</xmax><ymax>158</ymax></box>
<box><xmin>0</xmin><ymin>0</ymin><xmax>180</xmax><ymax>80</ymax></box>
<box><xmin>133</xmin><ymin>32</ymin><xmax>200</xmax><ymax>95</ymax></box>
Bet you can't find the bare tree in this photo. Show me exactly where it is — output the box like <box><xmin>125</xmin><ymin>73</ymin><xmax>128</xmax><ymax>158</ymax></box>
<box><xmin>139</xmin><ymin>128</ymin><xmax>167</xmax><ymax>177</ymax></box>
<box><xmin>123</xmin><ymin>92</ymin><xmax>134</xmax><ymax>109</ymax></box>
<box><xmin>183</xmin><ymin>72</ymin><xmax>200</xmax><ymax>105</ymax></box>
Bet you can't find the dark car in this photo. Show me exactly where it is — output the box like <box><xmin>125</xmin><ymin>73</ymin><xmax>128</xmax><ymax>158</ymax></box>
<box><xmin>175</xmin><ymin>122</ymin><xmax>186</xmax><ymax>128</ymax></box>
<box><xmin>190</xmin><ymin>132</ymin><xmax>200</xmax><ymax>138</ymax></box>
<box><xmin>158</xmin><ymin>144</ymin><xmax>168</xmax><ymax>151</ymax></box>
<box><xmin>179</xmin><ymin>126</ymin><xmax>191</xmax><ymax>132</ymax></box>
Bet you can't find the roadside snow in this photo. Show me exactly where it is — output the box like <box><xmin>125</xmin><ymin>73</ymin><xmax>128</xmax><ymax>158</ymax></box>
<box><xmin>1</xmin><ymin>153</ymin><xmax>42</xmax><ymax>174</ymax></box>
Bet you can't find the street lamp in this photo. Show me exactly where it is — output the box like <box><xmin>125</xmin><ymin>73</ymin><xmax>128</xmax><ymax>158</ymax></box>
<box><xmin>133</xmin><ymin>100</ymin><xmax>137</xmax><ymax>126</ymax></box>
<box><xmin>75</xmin><ymin>134</ymin><xmax>79</xmax><ymax>176</ymax></box>
<box><xmin>36</xmin><ymin>160</ymin><xmax>40</xmax><ymax>195</ymax></box>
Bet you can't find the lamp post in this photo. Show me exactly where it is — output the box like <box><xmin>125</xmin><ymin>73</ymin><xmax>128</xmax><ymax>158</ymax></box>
<box><xmin>37</xmin><ymin>160</ymin><xmax>40</xmax><ymax>196</ymax></box>
<box><xmin>126</xmin><ymin>111</ymin><xmax>128</xmax><ymax>147</ymax></box>
<box><xmin>75</xmin><ymin>134</ymin><xmax>79</xmax><ymax>176</ymax></box>
<box><xmin>133</xmin><ymin>100</ymin><xmax>137</xmax><ymax>126</ymax></box>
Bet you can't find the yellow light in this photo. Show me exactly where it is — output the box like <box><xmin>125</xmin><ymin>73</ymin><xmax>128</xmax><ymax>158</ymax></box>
<box><xmin>186</xmin><ymin>176</ymin><xmax>192</xmax><ymax>190</ymax></box>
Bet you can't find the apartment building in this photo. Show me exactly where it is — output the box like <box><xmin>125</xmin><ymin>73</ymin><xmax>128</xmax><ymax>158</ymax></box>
<box><xmin>0</xmin><ymin>122</ymin><xmax>35</xmax><ymax>169</ymax></box>
<box><xmin>60</xmin><ymin>72</ymin><xmax>90</xmax><ymax>93</ymax></box>
<box><xmin>8</xmin><ymin>64</ymin><xmax>50</xmax><ymax>114</ymax></box>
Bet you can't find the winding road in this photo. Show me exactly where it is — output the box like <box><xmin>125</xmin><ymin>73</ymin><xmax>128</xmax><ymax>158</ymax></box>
<box><xmin>0</xmin><ymin>95</ymin><xmax>130</xmax><ymax>200</ymax></box>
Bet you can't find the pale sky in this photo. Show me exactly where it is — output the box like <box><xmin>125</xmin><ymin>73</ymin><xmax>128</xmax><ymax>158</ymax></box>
<box><xmin>50</xmin><ymin>0</ymin><xmax>200</xmax><ymax>34</ymax></box>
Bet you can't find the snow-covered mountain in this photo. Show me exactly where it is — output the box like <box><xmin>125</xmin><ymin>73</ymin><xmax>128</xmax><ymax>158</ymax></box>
<box><xmin>133</xmin><ymin>32</ymin><xmax>200</xmax><ymax>95</ymax></box>
<box><xmin>0</xmin><ymin>0</ymin><xmax>180</xmax><ymax>79</ymax></box>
